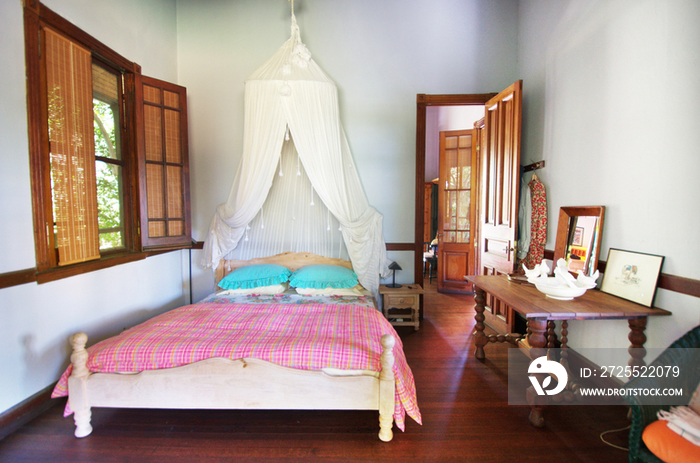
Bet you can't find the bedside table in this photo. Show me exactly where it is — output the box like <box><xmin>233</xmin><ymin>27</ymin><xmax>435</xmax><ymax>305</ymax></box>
<box><xmin>379</xmin><ymin>284</ymin><xmax>423</xmax><ymax>330</ymax></box>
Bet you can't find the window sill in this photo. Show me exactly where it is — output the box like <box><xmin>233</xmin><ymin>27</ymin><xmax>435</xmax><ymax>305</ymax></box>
<box><xmin>35</xmin><ymin>252</ymin><xmax>148</xmax><ymax>284</ymax></box>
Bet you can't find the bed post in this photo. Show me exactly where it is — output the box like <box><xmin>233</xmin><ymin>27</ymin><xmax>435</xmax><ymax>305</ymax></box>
<box><xmin>68</xmin><ymin>332</ymin><xmax>93</xmax><ymax>438</ymax></box>
<box><xmin>378</xmin><ymin>334</ymin><xmax>395</xmax><ymax>442</ymax></box>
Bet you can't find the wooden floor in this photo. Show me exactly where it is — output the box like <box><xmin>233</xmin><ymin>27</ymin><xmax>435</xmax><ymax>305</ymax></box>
<box><xmin>0</xmin><ymin>281</ymin><xmax>631</xmax><ymax>462</ymax></box>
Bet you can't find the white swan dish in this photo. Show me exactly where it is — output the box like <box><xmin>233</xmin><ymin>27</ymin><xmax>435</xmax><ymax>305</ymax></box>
<box><xmin>524</xmin><ymin>259</ymin><xmax>599</xmax><ymax>300</ymax></box>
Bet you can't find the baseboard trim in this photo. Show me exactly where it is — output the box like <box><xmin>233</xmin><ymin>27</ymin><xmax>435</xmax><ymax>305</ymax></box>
<box><xmin>0</xmin><ymin>384</ymin><xmax>57</xmax><ymax>441</ymax></box>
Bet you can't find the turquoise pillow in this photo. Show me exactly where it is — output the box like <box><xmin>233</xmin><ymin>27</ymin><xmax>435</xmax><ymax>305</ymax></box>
<box><xmin>289</xmin><ymin>265</ymin><xmax>358</xmax><ymax>289</ymax></box>
<box><xmin>218</xmin><ymin>264</ymin><xmax>291</xmax><ymax>290</ymax></box>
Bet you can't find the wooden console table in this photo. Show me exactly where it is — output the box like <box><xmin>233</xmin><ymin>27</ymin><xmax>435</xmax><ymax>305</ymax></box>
<box><xmin>465</xmin><ymin>274</ymin><xmax>671</xmax><ymax>426</ymax></box>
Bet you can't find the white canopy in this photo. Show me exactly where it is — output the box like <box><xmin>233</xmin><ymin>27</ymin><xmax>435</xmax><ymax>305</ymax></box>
<box><xmin>202</xmin><ymin>15</ymin><xmax>391</xmax><ymax>300</ymax></box>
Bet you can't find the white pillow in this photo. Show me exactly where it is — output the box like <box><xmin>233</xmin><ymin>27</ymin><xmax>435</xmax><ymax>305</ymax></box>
<box><xmin>295</xmin><ymin>285</ymin><xmax>364</xmax><ymax>296</ymax></box>
<box><xmin>219</xmin><ymin>283</ymin><xmax>289</xmax><ymax>295</ymax></box>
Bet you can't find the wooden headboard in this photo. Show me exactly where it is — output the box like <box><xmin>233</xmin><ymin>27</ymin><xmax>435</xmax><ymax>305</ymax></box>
<box><xmin>215</xmin><ymin>251</ymin><xmax>353</xmax><ymax>284</ymax></box>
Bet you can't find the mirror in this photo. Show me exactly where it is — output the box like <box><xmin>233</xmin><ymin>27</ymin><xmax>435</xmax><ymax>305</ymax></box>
<box><xmin>553</xmin><ymin>206</ymin><xmax>605</xmax><ymax>276</ymax></box>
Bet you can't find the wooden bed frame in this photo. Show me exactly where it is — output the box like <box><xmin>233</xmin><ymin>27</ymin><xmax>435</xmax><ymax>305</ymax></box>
<box><xmin>67</xmin><ymin>252</ymin><xmax>397</xmax><ymax>442</ymax></box>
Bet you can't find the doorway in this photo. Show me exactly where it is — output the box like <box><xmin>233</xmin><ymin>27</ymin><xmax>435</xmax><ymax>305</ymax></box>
<box><xmin>414</xmin><ymin>94</ymin><xmax>495</xmax><ymax>292</ymax></box>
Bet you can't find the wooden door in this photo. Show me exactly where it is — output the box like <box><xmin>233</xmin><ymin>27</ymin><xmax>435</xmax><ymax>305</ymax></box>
<box><xmin>477</xmin><ymin>81</ymin><xmax>522</xmax><ymax>333</ymax></box>
<box><xmin>437</xmin><ymin>130</ymin><xmax>475</xmax><ymax>293</ymax></box>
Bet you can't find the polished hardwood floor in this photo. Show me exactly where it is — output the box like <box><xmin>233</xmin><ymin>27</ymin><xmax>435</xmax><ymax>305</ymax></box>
<box><xmin>0</xmin><ymin>280</ymin><xmax>631</xmax><ymax>462</ymax></box>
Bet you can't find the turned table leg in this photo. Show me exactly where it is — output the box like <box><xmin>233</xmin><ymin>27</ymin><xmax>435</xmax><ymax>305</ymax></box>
<box><xmin>525</xmin><ymin>318</ymin><xmax>548</xmax><ymax>427</ymax></box>
<box><xmin>473</xmin><ymin>286</ymin><xmax>488</xmax><ymax>360</ymax></box>
<box><xmin>628</xmin><ymin>317</ymin><xmax>648</xmax><ymax>367</ymax></box>
<box><xmin>547</xmin><ymin>320</ymin><xmax>558</xmax><ymax>348</ymax></box>
<box><xmin>559</xmin><ymin>320</ymin><xmax>570</xmax><ymax>372</ymax></box>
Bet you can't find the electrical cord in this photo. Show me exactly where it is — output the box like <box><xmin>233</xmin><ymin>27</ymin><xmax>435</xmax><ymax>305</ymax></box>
<box><xmin>599</xmin><ymin>424</ymin><xmax>631</xmax><ymax>451</ymax></box>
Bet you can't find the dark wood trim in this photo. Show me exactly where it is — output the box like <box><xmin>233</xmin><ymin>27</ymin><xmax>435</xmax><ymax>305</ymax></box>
<box><xmin>37</xmin><ymin>3</ymin><xmax>134</xmax><ymax>72</ymax></box>
<box><xmin>386</xmin><ymin>243</ymin><xmax>414</xmax><ymax>251</ymax></box>
<box><xmin>191</xmin><ymin>242</ymin><xmax>700</xmax><ymax>298</ymax></box>
<box><xmin>415</xmin><ymin>98</ymin><xmax>427</xmax><ymax>287</ymax></box>
<box><xmin>544</xmin><ymin>248</ymin><xmax>699</xmax><ymax>298</ymax></box>
<box><xmin>657</xmin><ymin>273</ymin><xmax>700</xmax><ymax>298</ymax></box>
<box><xmin>34</xmin><ymin>247</ymin><xmax>191</xmax><ymax>284</ymax></box>
<box><xmin>0</xmin><ymin>248</ymin><xmax>187</xmax><ymax>289</ymax></box>
<box><xmin>24</xmin><ymin>4</ymin><xmax>52</xmax><ymax>272</ymax></box>
<box><xmin>189</xmin><ymin>241</ymin><xmax>415</xmax><ymax>252</ymax></box>
<box><xmin>0</xmin><ymin>269</ymin><xmax>37</xmax><ymax>290</ymax></box>
<box><xmin>417</xmin><ymin>93</ymin><xmax>498</xmax><ymax>106</ymax></box>
<box><xmin>0</xmin><ymin>384</ymin><xmax>56</xmax><ymax>442</ymax></box>
<box><xmin>2</xmin><ymin>246</ymin><xmax>696</xmax><ymax>298</ymax></box>
<box><xmin>35</xmin><ymin>253</ymin><xmax>145</xmax><ymax>284</ymax></box>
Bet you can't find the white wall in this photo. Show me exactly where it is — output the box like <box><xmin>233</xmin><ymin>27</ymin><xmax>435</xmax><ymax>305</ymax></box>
<box><xmin>518</xmin><ymin>0</ymin><xmax>700</xmax><ymax>350</ymax></box>
<box><xmin>425</xmin><ymin>105</ymin><xmax>486</xmax><ymax>182</ymax></box>
<box><xmin>0</xmin><ymin>0</ymin><xmax>186</xmax><ymax>414</ymax></box>
<box><xmin>177</xmin><ymin>0</ymin><xmax>519</xmax><ymax>295</ymax></box>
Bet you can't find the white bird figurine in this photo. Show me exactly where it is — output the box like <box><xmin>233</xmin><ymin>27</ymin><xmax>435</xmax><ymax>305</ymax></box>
<box><xmin>522</xmin><ymin>260</ymin><xmax>551</xmax><ymax>281</ymax></box>
<box><xmin>554</xmin><ymin>259</ymin><xmax>579</xmax><ymax>289</ymax></box>
<box><xmin>522</xmin><ymin>263</ymin><xmax>541</xmax><ymax>280</ymax></box>
<box><xmin>576</xmin><ymin>269</ymin><xmax>600</xmax><ymax>289</ymax></box>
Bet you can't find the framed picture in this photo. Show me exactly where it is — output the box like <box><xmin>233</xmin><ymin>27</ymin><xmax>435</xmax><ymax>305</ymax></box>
<box><xmin>600</xmin><ymin>248</ymin><xmax>664</xmax><ymax>307</ymax></box>
<box><xmin>572</xmin><ymin>227</ymin><xmax>584</xmax><ymax>246</ymax></box>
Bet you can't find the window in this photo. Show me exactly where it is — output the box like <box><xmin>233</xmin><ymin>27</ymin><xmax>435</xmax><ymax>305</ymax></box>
<box><xmin>93</xmin><ymin>62</ymin><xmax>125</xmax><ymax>251</ymax></box>
<box><xmin>24</xmin><ymin>1</ymin><xmax>191</xmax><ymax>282</ymax></box>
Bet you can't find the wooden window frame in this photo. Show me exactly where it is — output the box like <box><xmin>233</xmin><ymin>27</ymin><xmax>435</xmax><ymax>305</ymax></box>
<box><xmin>23</xmin><ymin>1</ymin><xmax>191</xmax><ymax>283</ymax></box>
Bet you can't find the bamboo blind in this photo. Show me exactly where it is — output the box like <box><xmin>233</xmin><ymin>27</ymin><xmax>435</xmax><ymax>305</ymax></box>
<box><xmin>44</xmin><ymin>28</ymin><xmax>100</xmax><ymax>265</ymax></box>
<box><xmin>143</xmin><ymin>84</ymin><xmax>185</xmax><ymax>238</ymax></box>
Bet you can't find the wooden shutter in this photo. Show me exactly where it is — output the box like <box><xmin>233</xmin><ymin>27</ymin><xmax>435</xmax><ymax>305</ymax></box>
<box><xmin>44</xmin><ymin>28</ymin><xmax>101</xmax><ymax>265</ymax></box>
<box><xmin>136</xmin><ymin>75</ymin><xmax>191</xmax><ymax>250</ymax></box>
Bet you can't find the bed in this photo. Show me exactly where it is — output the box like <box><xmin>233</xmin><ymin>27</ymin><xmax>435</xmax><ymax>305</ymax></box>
<box><xmin>51</xmin><ymin>252</ymin><xmax>421</xmax><ymax>442</ymax></box>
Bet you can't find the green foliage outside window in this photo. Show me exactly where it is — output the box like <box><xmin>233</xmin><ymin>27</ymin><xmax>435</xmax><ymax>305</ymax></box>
<box><xmin>93</xmin><ymin>100</ymin><xmax>124</xmax><ymax>250</ymax></box>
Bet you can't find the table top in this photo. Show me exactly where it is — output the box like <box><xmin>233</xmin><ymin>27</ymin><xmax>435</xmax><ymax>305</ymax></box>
<box><xmin>465</xmin><ymin>275</ymin><xmax>671</xmax><ymax>320</ymax></box>
<box><xmin>379</xmin><ymin>284</ymin><xmax>423</xmax><ymax>295</ymax></box>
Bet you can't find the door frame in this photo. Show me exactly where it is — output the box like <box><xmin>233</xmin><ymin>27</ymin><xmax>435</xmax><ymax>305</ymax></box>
<box><xmin>414</xmin><ymin>93</ymin><xmax>497</xmax><ymax>287</ymax></box>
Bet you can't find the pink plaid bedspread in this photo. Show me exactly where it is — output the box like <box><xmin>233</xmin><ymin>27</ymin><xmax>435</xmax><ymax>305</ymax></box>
<box><xmin>52</xmin><ymin>301</ymin><xmax>421</xmax><ymax>431</ymax></box>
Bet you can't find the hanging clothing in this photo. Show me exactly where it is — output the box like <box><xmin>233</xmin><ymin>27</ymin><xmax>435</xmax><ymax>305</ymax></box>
<box><xmin>517</xmin><ymin>178</ymin><xmax>532</xmax><ymax>263</ymax></box>
<box><xmin>520</xmin><ymin>173</ymin><xmax>547</xmax><ymax>271</ymax></box>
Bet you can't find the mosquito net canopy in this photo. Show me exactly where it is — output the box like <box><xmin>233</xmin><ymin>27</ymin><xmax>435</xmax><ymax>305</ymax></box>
<box><xmin>202</xmin><ymin>13</ymin><xmax>391</xmax><ymax>300</ymax></box>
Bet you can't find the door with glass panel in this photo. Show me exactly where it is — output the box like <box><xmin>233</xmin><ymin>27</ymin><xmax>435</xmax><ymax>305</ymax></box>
<box><xmin>437</xmin><ymin>129</ymin><xmax>476</xmax><ymax>293</ymax></box>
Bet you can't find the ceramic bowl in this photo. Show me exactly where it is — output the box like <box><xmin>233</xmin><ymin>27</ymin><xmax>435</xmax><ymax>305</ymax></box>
<box><xmin>529</xmin><ymin>277</ymin><xmax>592</xmax><ymax>300</ymax></box>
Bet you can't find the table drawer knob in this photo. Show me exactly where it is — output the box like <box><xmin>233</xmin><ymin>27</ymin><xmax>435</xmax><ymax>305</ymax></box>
<box><xmin>399</xmin><ymin>298</ymin><xmax>404</xmax><ymax>303</ymax></box>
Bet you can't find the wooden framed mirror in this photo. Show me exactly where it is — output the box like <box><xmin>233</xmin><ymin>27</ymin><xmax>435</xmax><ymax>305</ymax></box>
<box><xmin>553</xmin><ymin>206</ymin><xmax>605</xmax><ymax>276</ymax></box>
